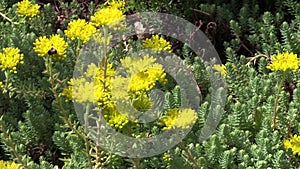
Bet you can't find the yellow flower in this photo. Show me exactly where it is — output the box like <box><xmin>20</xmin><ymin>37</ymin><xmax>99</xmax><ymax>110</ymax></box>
<box><xmin>132</xmin><ymin>92</ymin><xmax>152</xmax><ymax>111</ymax></box>
<box><xmin>142</xmin><ymin>35</ymin><xmax>172</xmax><ymax>53</ymax></box>
<box><xmin>161</xmin><ymin>108</ymin><xmax>198</xmax><ymax>130</ymax></box>
<box><xmin>283</xmin><ymin>134</ymin><xmax>300</xmax><ymax>156</ymax></box>
<box><xmin>0</xmin><ymin>160</ymin><xmax>22</xmax><ymax>169</ymax></box>
<box><xmin>91</xmin><ymin>0</ymin><xmax>125</xmax><ymax>28</ymax></box>
<box><xmin>162</xmin><ymin>153</ymin><xmax>172</xmax><ymax>162</ymax></box>
<box><xmin>106</xmin><ymin>108</ymin><xmax>129</xmax><ymax>129</ymax></box>
<box><xmin>61</xmin><ymin>85</ymin><xmax>72</xmax><ymax>102</ymax></box>
<box><xmin>63</xmin><ymin>63</ymin><xmax>116</xmax><ymax>108</ymax></box>
<box><xmin>65</xmin><ymin>19</ymin><xmax>96</xmax><ymax>43</ymax></box>
<box><xmin>111</xmin><ymin>75</ymin><xmax>130</xmax><ymax>100</ymax></box>
<box><xmin>92</xmin><ymin>31</ymin><xmax>113</xmax><ymax>45</ymax></box>
<box><xmin>63</xmin><ymin>78</ymin><xmax>95</xmax><ymax>103</ymax></box>
<box><xmin>213</xmin><ymin>64</ymin><xmax>226</xmax><ymax>77</ymax></box>
<box><xmin>118</xmin><ymin>55</ymin><xmax>167</xmax><ymax>94</ymax></box>
<box><xmin>33</xmin><ymin>34</ymin><xmax>68</xmax><ymax>60</ymax></box>
<box><xmin>128</xmin><ymin>67</ymin><xmax>167</xmax><ymax>93</ymax></box>
<box><xmin>91</xmin><ymin>62</ymin><xmax>129</xmax><ymax>128</ymax></box>
<box><xmin>94</xmin><ymin>63</ymin><xmax>115</xmax><ymax>108</ymax></box>
<box><xmin>120</xmin><ymin>54</ymin><xmax>156</xmax><ymax>74</ymax></box>
<box><xmin>0</xmin><ymin>47</ymin><xmax>24</xmax><ymax>73</ymax></box>
<box><xmin>63</xmin><ymin>62</ymin><xmax>129</xmax><ymax>129</ymax></box>
<box><xmin>17</xmin><ymin>0</ymin><xmax>40</xmax><ymax>18</ymax></box>
<box><xmin>111</xmin><ymin>55</ymin><xmax>166</xmax><ymax>112</ymax></box>
<box><xmin>267</xmin><ymin>52</ymin><xmax>300</xmax><ymax>72</ymax></box>
<box><xmin>108</xmin><ymin>0</ymin><xmax>126</xmax><ymax>9</ymax></box>
<box><xmin>0</xmin><ymin>81</ymin><xmax>3</xmax><ymax>89</ymax></box>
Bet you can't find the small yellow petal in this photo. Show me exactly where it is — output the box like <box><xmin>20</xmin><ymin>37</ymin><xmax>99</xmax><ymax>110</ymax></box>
<box><xmin>0</xmin><ymin>47</ymin><xmax>24</xmax><ymax>73</ymax></box>
<box><xmin>142</xmin><ymin>35</ymin><xmax>172</xmax><ymax>53</ymax></box>
<box><xmin>17</xmin><ymin>0</ymin><xmax>40</xmax><ymax>18</ymax></box>
<box><xmin>267</xmin><ymin>52</ymin><xmax>300</xmax><ymax>72</ymax></box>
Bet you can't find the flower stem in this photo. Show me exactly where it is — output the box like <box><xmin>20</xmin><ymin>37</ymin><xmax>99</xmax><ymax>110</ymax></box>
<box><xmin>96</xmin><ymin>112</ymin><xmax>103</xmax><ymax>168</ymax></box>
<box><xmin>179</xmin><ymin>142</ymin><xmax>201</xmax><ymax>169</ymax></box>
<box><xmin>45</xmin><ymin>57</ymin><xmax>83</xmax><ymax>139</ymax></box>
<box><xmin>95</xmin><ymin>26</ymin><xmax>110</xmax><ymax>168</ymax></box>
<box><xmin>84</xmin><ymin>103</ymin><xmax>93</xmax><ymax>169</ymax></box>
<box><xmin>0</xmin><ymin>12</ymin><xmax>19</xmax><ymax>25</ymax></box>
<box><xmin>272</xmin><ymin>72</ymin><xmax>287</xmax><ymax>129</ymax></box>
<box><xmin>0</xmin><ymin>116</ymin><xmax>28</xmax><ymax>169</ymax></box>
<box><xmin>3</xmin><ymin>71</ymin><xmax>10</xmax><ymax>93</ymax></box>
<box><xmin>132</xmin><ymin>158</ymin><xmax>141</xmax><ymax>169</ymax></box>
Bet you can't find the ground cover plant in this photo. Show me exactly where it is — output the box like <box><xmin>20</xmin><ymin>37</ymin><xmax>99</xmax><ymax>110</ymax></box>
<box><xmin>0</xmin><ymin>0</ymin><xmax>300</xmax><ymax>168</ymax></box>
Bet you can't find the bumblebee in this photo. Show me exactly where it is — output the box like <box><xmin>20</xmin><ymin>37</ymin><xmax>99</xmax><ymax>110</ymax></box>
<box><xmin>48</xmin><ymin>48</ymin><xmax>57</xmax><ymax>55</ymax></box>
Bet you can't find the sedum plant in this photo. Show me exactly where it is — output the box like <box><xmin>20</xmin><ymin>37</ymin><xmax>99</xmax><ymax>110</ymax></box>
<box><xmin>0</xmin><ymin>0</ymin><xmax>300</xmax><ymax>169</ymax></box>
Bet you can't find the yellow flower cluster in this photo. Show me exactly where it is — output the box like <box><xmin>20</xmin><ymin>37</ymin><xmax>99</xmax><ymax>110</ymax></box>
<box><xmin>160</xmin><ymin>108</ymin><xmax>198</xmax><ymax>130</ymax></box>
<box><xmin>62</xmin><ymin>63</ymin><xmax>129</xmax><ymax>129</ymax></box>
<box><xmin>111</xmin><ymin>55</ymin><xmax>167</xmax><ymax>113</ymax></box>
<box><xmin>105</xmin><ymin>109</ymin><xmax>129</xmax><ymax>129</ymax></box>
<box><xmin>61</xmin><ymin>84</ymin><xmax>72</xmax><ymax>102</ymax></box>
<box><xmin>213</xmin><ymin>64</ymin><xmax>227</xmax><ymax>77</ymax></box>
<box><xmin>91</xmin><ymin>0</ymin><xmax>125</xmax><ymax>28</ymax></box>
<box><xmin>17</xmin><ymin>0</ymin><xmax>40</xmax><ymax>18</ymax></box>
<box><xmin>267</xmin><ymin>52</ymin><xmax>300</xmax><ymax>72</ymax></box>
<box><xmin>120</xmin><ymin>55</ymin><xmax>167</xmax><ymax>94</ymax></box>
<box><xmin>92</xmin><ymin>31</ymin><xmax>113</xmax><ymax>46</ymax></box>
<box><xmin>65</xmin><ymin>19</ymin><xmax>96</xmax><ymax>43</ymax></box>
<box><xmin>94</xmin><ymin>63</ymin><xmax>116</xmax><ymax>108</ymax></box>
<box><xmin>132</xmin><ymin>93</ymin><xmax>152</xmax><ymax>111</ymax></box>
<box><xmin>142</xmin><ymin>35</ymin><xmax>172</xmax><ymax>53</ymax></box>
<box><xmin>162</xmin><ymin>153</ymin><xmax>172</xmax><ymax>162</ymax></box>
<box><xmin>0</xmin><ymin>47</ymin><xmax>24</xmax><ymax>73</ymax></box>
<box><xmin>62</xmin><ymin>78</ymin><xmax>95</xmax><ymax>103</ymax></box>
<box><xmin>33</xmin><ymin>34</ymin><xmax>68</xmax><ymax>60</ymax></box>
<box><xmin>0</xmin><ymin>160</ymin><xmax>22</xmax><ymax>169</ymax></box>
<box><xmin>0</xmin><ymin>81</ymin><xmax>3</xmax><ymax>89</ymax></box>
<box><xmin>283</xmin><ymin>134</ymin><xmax>300</xmax><ymax>156</ymax></box>
<box><xmin>62</xmin><ymin>63</ymin><xmax>115</xmax><ymax>105</ymax></box>
<box><xmin>108</xmin><ymin>0</ymin><xmax>126</xmax><ymax>9</ymax></box>
<box><xmin>63</xmin><ymin>55</ymin><xmax>166</xmax><ymax>129</ymax></box>
<box><xmin>128</xmin><ymin>67</ymin><xmax>167</xmax><ymax>93</ymax></box>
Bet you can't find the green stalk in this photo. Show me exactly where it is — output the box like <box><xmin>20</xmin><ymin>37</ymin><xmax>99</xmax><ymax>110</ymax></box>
<box><xmin>0</xmin><ymin>12</ymin><xmax>19</xmax><ymax>25</ymax></box>
<box><xmin>3</xmin><ymin>70</ymin><xmax>10</xmax><ymax>94</ymax></box>
<box><xmin>179</xmin><ymin>142</ymin><xmax>202</xmax><ymax>169</ymax></box>
<box><xmin>132</xmin><ymin>158</ymin><xmax>141</xmax><ymax>169</ymax></box>
<box><xmin>272</xmin><ymin>72</ymin><xmax>287</xmax><ymax>129</ymax></box>
<box><xmin>84</xmin><ymin>103</ymin><xmax>93</xmax><ymax>169</ymax></box>
<box><xmin>0</xmin><ymin>117</ymin><xmax>28</xmax><ymax>169</ymax></box>
<box><xmin>45</xmin><ymin>57</ymin><xmax>84</xmax><ymax>139</ymax></box>
<box><xmin>95</xmin><ymin>26</ymin><xmax>110</xmax><ymax>168</ymax></box>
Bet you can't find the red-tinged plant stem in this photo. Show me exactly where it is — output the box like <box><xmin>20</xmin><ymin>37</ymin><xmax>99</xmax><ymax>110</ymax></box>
<box><xmin>179</xmin><ymin>142</ymin><xmax>202</xmax><ymax>169</ymax></box>
<box><xmin>85</xmin><ymin>135</ymin><xmax>93</xmax><ymax>169</ymax></box>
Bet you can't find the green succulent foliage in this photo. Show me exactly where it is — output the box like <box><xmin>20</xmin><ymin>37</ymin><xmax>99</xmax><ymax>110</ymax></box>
<box><xmin>0</xmin><ymin>0</ymin><xmax>17</xmax><ymax>9</ymax></box>
<box><xmin>60</xmin><ymin>151</ymin><xmax>89</xmax><ymax>169</ymax></box>
<box><xmin>1</xmin><ymin>0</ymin><xmax>300</xmax><ymax>169</ymax></box>
<box><xmin>164</xmin><ymin>86</ymin><xmax>182</xmax><ymax>111</ymax></box>
<box><xmin>281</xmin><ymin>17</ymin><xmax>300</xmax><ymax>54</ymax></box>
<box><xmin>29</xmin><ymin>157</ymin><xmax>58</xmax><ymax>169</ymax></box>
<box><xmin>225</xmin><ymin>0</ymin><xmax>300</xmax><ymax>57</ymax></box>
<box><xmin>190</xmin><ymin>58</ymin><xmax>300</xmax><ymax>168</ymax></box>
